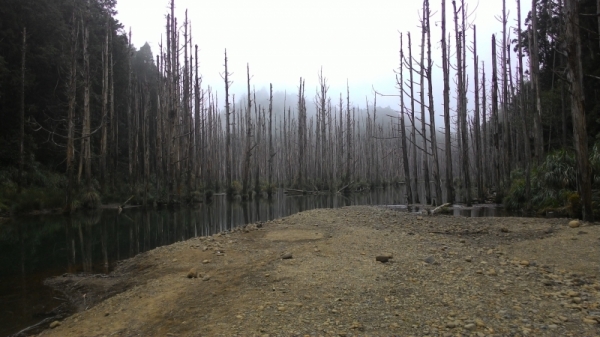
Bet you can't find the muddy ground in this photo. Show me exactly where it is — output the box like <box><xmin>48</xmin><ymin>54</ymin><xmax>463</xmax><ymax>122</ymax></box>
<box><xmin>37</xmin><ymin>206</ymin><xmax>599</xmax><ymax>337</ymax></box>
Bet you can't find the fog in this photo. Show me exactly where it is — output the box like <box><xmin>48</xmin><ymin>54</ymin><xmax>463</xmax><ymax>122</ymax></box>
<box><xmin>116</xmin><ymin>0</ymin><xmax>531</xmax><ymax>117</ymax></box>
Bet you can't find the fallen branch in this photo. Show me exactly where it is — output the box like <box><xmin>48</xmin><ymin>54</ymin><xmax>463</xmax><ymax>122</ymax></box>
<box><xmin>120</xmin><ymin>195</ymin><xmax>134</xmax><ymax>208</ymax></box>
<box><xmin>337</xmin><ymin>181</ymin><xmax>354</xmax><ymax>194</ymax></box>
<box><xmin>12</xmin><ymin>316</ymin><xmax>59</xmax><ymax>336</ymax></box>
<box><xmin>431</xmin><ymin>203</ymin><xmax>451</xmax><ymax>215</ymax></box>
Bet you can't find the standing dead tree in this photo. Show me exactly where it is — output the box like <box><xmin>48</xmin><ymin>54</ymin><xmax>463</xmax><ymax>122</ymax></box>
<box><xmin>563</xmin><ymin>0</ymin><xmax>594</xmax><ymax>221</ymax></box>
<box><xmin>425</xmin><ymin>0</ymin><xmax>442</xmax><ymax>205</ymax></box>
<box><xmin>453</xmin><ymin>0</ymin><xmax>472</xmax><ymax>205</ymax></box>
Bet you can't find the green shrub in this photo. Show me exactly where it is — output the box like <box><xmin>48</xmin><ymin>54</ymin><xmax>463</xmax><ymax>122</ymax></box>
<box><xmin>80</xmin><ymin>190</ymin><xmax>100</xmax><ymax>209</ymax></box>
<box><xmin>229</xmin><ymin>181</ymin><xmax>242</xmax><ymax>196</ymax></box>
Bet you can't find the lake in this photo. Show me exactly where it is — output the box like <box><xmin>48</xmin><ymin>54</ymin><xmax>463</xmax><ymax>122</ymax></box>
<box><xmin>0</xmin><ymin>188</ymin><xmax>510</xmax><ymax>336</ymax></box>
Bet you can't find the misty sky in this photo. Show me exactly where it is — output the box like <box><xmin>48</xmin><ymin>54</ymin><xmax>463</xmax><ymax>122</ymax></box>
<box><xmin>115</xmin><ymin>0</ymin><xmax>531</xmax><ymax>110</ymax></box>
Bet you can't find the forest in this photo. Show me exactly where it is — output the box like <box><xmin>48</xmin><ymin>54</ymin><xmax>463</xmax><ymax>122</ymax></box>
<box><xmin>0</xmin><ymin>0</ymin><xmax>599</xmax><ymax>221</ymax></box>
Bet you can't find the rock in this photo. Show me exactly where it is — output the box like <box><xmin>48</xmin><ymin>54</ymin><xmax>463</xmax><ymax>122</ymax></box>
<box><xmin>417</xmin><ymin>216</ymin><xmax>424</xmax><ymax>220</ymax></box>
<box><xmin>49</xmin><ymin>321</ymin><xmax>61</xmax><ymax>328</ymax></box>
<box><xmin>277</xmin><ymin>306</ymin><xmax>286</xmax><ymax>311</ymax></box>
<box><xmin>567</xmin><ymin>290</ymin><xmax>580</xmax><ymax>297</ymax></box>
<box><xmin>376</xmin><ymin>256</ymin><xmax>390</xmax><ymax>263</ymax></box>
<box><xmin>202</xmin><ymin>275</ymin><xmax>211</xmax><ymax>281</ymax></box>
<box><xmin>424</xmin><ymin>256</ymin><xmax>436</xmax><ymax>264</ymax></box>
<box><xmin>464</xmin><ymin>323</ymin><xmax>476</xmax><ymax>330</ymax></box>
<box><xmin>475</xmin><ymin>318</ymin><xmax>485</xmax><ymax>327</ymax></box>
<box><xmin>487</xmin><ymin>269</ymin><xmax>497</xmax><ymax>276</ymax></box>
<box><xmin>583</xmin><ymin>318</ymin><xmax>598</xmax><ymax>324</ymax></box>
<box><xmin>520</xmin><ymin>260</ymin><xmax>530</xmax><ymax>266</ymax></box>
<box><xmin>568</xmin><ymin>220</ymin><xmax>581</xmax><ymax>228</ymax></box>
<box><xmin>202</xmin><ymin>259</ymin><xmax>210</xmax><ymax>264</ymax></box>
<box><xmin>445</xmin><ymin>321</ymin><xmax>457</xmax><ymax>328</ymax></box>
<box><xmin>572</xmin><ymin>297</ymin><xmax>582</xmax><ymax>304</ymax></box>
<box><xmin>465</xmin><ymin>256</ymin><xmax>472</xmax><ymax>262</ymax></box>
<box><xmin>281</xmin><ymin>253</ymin><xmax>293</xmax><ymax>259</ymax></box>
<box><xmin>187</xmin><ymin>268</ymin><xmax>198</xmax><ymax>278</ymax></box>
<box><xmin>500</xmin><ymin>227</ymin><xmax>510</xmax><ymax>233</ymax></box>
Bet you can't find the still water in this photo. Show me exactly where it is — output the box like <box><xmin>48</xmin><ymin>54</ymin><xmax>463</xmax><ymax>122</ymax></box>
<box><xmin>0</xmin><ymin>188</ymin><xmax>505</xmax><ymax>336</ymax></box>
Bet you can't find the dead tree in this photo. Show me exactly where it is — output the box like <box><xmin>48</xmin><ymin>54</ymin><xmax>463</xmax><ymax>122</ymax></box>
<box><xmin>407</xmin><ymin>32</ymin><xmax>420</xmax><ymax>204</ymax></box>
<box><xmin>78</xmin><ymin>24</ymin><xmax>92</xmax><ymax>189</ymax></box>
<box><xmin>453</xmin><ymin>0</ymin><xmax>471</xmax><ymax>206</ymax></box>
<box><xmin>419</xmin><ymin>2</ymin><xmax>432</xmax><ymax>204</ymax></box>
<box><xmin>100</xmin><ymin>17</ymin><xmax>109</xmax><ymax>191</ymax></box>
<box><xmin>18</xmin><ymin>27</ymin><xmax>26</xmax><ymax>194</ymax></box>
<box><xmin>425</xmin><ymin>0</ymin><xmax>442</xmax><ymax>205</ymax></box>
<box><xmin>398</xmin><ymin>33</ymin><xmax>414</xmax><ymax>204</ymax></box>
<box><xmin>223</xmin><ymin>49</ymin><xmax>232</xmax><ymax>194</ymax></box>
<box><xmin>530</xmin><ymin>0</ymin><xmax>544</xmax><ymax>163</ymax></box>
<box><xmin>242</xmin><ymin>64</ymin><xmax>254</xmax><ymax>198</ymax></box>
<box><xmin>473</xmin><ymin>25</ymin><xmax>484</xmax><ymax>201</ymax></box>
<box><xmin>564</xmin><ymin>0</ymin><xmax>594</xmax><ymax>221</ymax></box>
<box><xmin>441</xmin><ymin>0</ymin><xmax>455</xmax><ymax>204</ymax></box>
<box><xmin>491</xmin><ymin>34</ymin><xmax>500</xmax><ymax>193</ymax></box>
<box><xmin>517</xmin><ymin>0</ymin><xmax>532</xmax><ymax>205</ymax></box>
<box><xmin>66</xmin><ymin>14</ymin><xmax>78</xmax><ymax>211</ymax></box>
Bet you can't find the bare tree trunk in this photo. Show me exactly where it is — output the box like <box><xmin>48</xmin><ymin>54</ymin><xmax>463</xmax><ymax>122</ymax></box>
<box><xmin>242</xmin><ymin>64</ymin><xmax>254</xmax><ymax>199</ymax></box>
<box><xmin>18</xmin><ymin>27</ymin><xmax>26</xmax><ymax>194</ymax></box>
<box><xmin>79</xmin><ymin>25</ymin><xmax>92</xmax><ymax>189</ymax></box>
<box><xmin>224</xmin><ymin>49</ymin><xmax>232</xmax><ymax>194</ymax></box>
<box><xmin>109</xmin><ymin>27</ymin><xmax>115</xmax><ymax>189</ymax></box>
<box><xmin>564</xmin><ymin>0</ymin><xmax>594</xmax><ymax>221</ymax></box>
<box><xmin>420</xmin><ymin>3</ymin><xmax>431</xmax><ymax>204</ymax></box>
<box><xmin>482</xmin><ymin>63</ymin><xmax>488</xmax><ymax>186</ymax></box>
<box><xmin>194</xmin><ymin>45</ymin><xmax>201</xmax><ymax>189</ymax></box>
<box><xmin>491</xmin><ymin>34</ymin><xmax>501</xmax><ymax>193</ymax></box>
<box><xmin>268</xmin><ymin>83</ymin><xmax>275</xmax><ymax>197</ymax></box>
<box><xmin>408</xmin><ymin>32</ymin><xmax>420</xmax><ymax>204</ymax></box>
<box><xmin>66</xmin><ymin>16</ymin><xmax>78</xmax><ymax>211</ymax></box>
<box><xmin>473</xmin><ymin>25</ymin><xmax>484</xmax><ymax>202</ymax></box>
<box><xmin>100</xmin><ymin>19</ymin><xmax>109</xmax><ymax>192</ymax></box>
<box><xmin>398</xmin><ymin>33</ymin><xmax>414</xmax><ymax>204</ymax></box>
<box><xmin>501</xmin><ymin>0</ymin><xmax>512</xmax><ymax>184</ymax></box>
<box><xmin>425</xmin><ymin>0</ymin><xmax>442</xmax><ymax>205</ymax></box>
<box><xmin>517</xmin><ymin>0</ymin><xmax>532</xmax><ymax>206</ymax></box>
<box><xmin>441</xmin><ymin>0</ymin><xmax>454</xmax><ymax>204</ymax></box>
<box><xmin>143</xmin><ymin>83</ymin><xmax>150</xmax><ymax>206</ymax></box>
<box><xmin>531</xmin><ymin>0</ymin><xmax>544</xmax><ymax>163</ymax></box>
<box><xmin>298</xmin><ymin>78</ymin><xmax>306</xmax><ymax>188</ymax></box>
<box><xmin>345</xmin><ymin>82</ymin><xmax>352</xmax><ymax>186</ymax></box>
<box><xmin>453</xmin><ymin>0</ymin><xmax>471</xmax><ymax>206</ymax></box>
<box><xmin>127</xmin><ymin>28</ymin><xmax>134</xmax><ymax>192</ymax></box>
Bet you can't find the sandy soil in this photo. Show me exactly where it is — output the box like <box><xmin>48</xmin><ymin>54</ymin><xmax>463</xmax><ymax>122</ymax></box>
<box><xmin>37</xmin><ymin>206</ymin><xmax>600</xmax><ymax>337</ymax></box>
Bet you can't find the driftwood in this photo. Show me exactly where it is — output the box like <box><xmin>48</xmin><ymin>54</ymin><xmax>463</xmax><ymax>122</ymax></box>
<box><xmin>12</xmin><ymin>316</ymin><xmax>60</xmax><ymax>336</ymax></box>
<box><xmin>431</xmin><ymin>203</ymin><xmax>451</xmax><ymax>215</ymax></box>
<box><xmin>120</xmin><ymin>195</ymin><xmax>134</xmax><ymax>208</ymax></box>
<box><xmin>336</xmin><ymin>181</ymin><xmax>354</xmax><ymax>194</ymax></box>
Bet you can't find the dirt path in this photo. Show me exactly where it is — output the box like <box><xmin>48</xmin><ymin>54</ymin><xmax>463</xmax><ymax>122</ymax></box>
<box><xmin>38</xmin><ymin>206</ymin><xmax>599</xmax><ymax>336</ymax></box>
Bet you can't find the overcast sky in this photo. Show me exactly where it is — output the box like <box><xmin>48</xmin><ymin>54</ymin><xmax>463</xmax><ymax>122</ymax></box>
<box><xmin>115</xmin><ymin>0</ymin><xmax>531</xmax><ymax>110</ymax></box>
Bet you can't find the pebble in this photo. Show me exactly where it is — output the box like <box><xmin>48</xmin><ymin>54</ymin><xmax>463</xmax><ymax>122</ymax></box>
<box><xmin>445</xmin><ymin>321</ymin><xmax>457</xmax><ymax>328</ymax></box>
<box><xmin>568</xmin><ymin>220</ymin><xmax>581</xmax><ymax>228</ymax></box>
<box><xmin>202</xmin><ymin>259</ymin><xmax>210</xmax><ymax>264</ymax></box>
<box><xmin>187</xmin><ymin>268</ymin><xmax>198</xmax><ymax>278</ymax></box>
<box><xmin>49</xmin><ymin>321</ymin><xmax>61</xmax><ymax>328</ymax></box>
<box><xmin>281</xmin><ymin>253</ymin><xmax>293</xmax><ymax>259</ymax></box>
<box><xmin>424</xmin><ymin>256</ymin><xmax>436</xmax><ymax>264</ymax></box>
